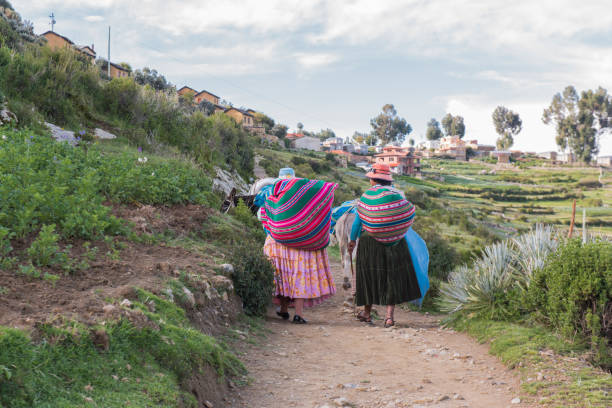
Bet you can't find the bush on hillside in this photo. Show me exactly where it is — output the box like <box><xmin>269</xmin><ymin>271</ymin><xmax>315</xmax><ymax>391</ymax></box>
<box><xmin>0</xmin><ymin>128</ymin><xmax>214</xmax><ymax>242</ymax></box>
<box><xmin>438</xmin><ymin>225</ymin><xmax>558</xmax><ymax>320</ymax></box>
<box><xmin>0</xmin><ymin>27</ymin><xmax>254</xmax><ymax>179</ymax></box>
<box><xmin>527</xmin><ymin>239</ymin><xmax>612</xmax><ymax>368</ymax></box>
<box><xmin>230</xmin><ymin>244</ymin><xmax>275</xmax><ymax>316</ymax></box>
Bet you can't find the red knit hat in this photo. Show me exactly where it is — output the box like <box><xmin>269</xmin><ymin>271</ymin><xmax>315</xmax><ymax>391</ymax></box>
<box><xmin>366</xmin><ymin>163</ymin><xmax>393</xmax><ymax>181</ymax></box>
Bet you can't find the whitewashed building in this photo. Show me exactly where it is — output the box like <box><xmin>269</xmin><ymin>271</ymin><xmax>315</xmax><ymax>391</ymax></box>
<box><xmin>597</xmin><ymin>155</ymin><xmax>612</xmax><ymax>166</ymax></box>
<box><xmin>292</xmin><ymin>136</ymin><xmax>321</xmax><ymax>151</ymax></box>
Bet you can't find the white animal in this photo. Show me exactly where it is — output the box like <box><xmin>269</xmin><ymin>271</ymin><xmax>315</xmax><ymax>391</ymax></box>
<box><xmin>334</xmin><ymin>211</ymin><xmax>357</xmax><ymax>293</ymax></box>
<box><xmin>249</xmin><ymin>177</ymin><xmax>276</xmax><ymax>195</ymax></box>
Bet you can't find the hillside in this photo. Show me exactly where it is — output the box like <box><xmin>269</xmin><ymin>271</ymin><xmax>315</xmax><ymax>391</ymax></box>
<box><xmin>1</xmin><ymin>3</ymin><xmax>611</xmax><ymax>407</ymax></box>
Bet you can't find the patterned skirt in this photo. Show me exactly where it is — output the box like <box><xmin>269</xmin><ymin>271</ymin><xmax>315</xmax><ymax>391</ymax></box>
<box><xmin>263</xmin><ymin>236</ymin><xmax>336</xmax><ymax>307</ymax></box>
<box><xmin>355</xmin><ymin>233</ymin><xmax>421</xmax><ymax>306</ymax></box>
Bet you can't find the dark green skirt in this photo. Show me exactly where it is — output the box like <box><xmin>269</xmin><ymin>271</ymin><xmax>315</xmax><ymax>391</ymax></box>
<box><xmin>355</xmin><ymin>233</ymin><xmax>421</xmax><ymax>306</ymax></box>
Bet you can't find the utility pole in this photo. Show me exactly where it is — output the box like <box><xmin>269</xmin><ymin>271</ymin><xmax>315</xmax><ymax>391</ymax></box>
<box><xmin>49</xmin><ymin>12</ymin><xmax>56</xmax><ymax>32</ymax></box>
<box><xmin>107</xmin><ymin>26</ymin><xmax>111</xmax><ymax>78</ymax></box>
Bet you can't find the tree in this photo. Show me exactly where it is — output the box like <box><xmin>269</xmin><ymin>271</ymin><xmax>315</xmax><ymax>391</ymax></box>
<box><xmin>271</xmin><ymin>124</ymin><xmax>288</xmax><ymax>139</ymax></box>
<box><xmin>425</xmin><ymin>118</ymin><xmax>443</xmax><ymax>140</ymax></box>
<box><xmin>370</xmin><ymin>104</ymin><xmax>412</xmax><ymax>145</ymax></box>
<box><xmin>441</xmin><ymin>113</ymin><xmax>465</xmax><ymax>138</ymax></box>
<box><xmin>134</xmin><ymin>67</ymin><xmax>172</xmax><ymax>91</ymax></box>
<box><xmin>352</xmin><ymin>131</ymin><xmax>366</xmax><ymax>143</ymax></box>
<box><xmin>409</xmin><ymin>138</ymin><xmax>415</xmax><ymax>147</ymax></box>
<box><xmin>316</xmin><ymin>128</ymin><xmax>336</xmax><ymax>140</ymax></box>
<box><xmin>297</xmin><ymin>122</ymin><xmax>304</xmax><ymax>133</ymax></box>
<box><xmin>119</xmin><ymin>62</ymin><xmax>132</xmax><ymax>74</ymax></box>
<box><xmin>492</xmin><ymin>106</ymin><xmax>522</xmax><ymax>150</ymax></box>
<box><xmin>542</xmin><ymin>85</ymin><xmax>612</xmax><ymax>162</ymax></box>
<box><xmin>253</xmin><ymin>112</ymin><xmax>275</xmax><ymax>132</ymax></box>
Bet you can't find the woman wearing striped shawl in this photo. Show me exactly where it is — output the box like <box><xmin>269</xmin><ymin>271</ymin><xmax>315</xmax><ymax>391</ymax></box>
<box><xmin>348</xmin><ymin>164</ymin><xmax>421</xmax><ymax>327</ymax></box>
<box><xmin>261</xmin><ymin>169</ymin><xmax>337</xmax><ymax>324</ymax></box>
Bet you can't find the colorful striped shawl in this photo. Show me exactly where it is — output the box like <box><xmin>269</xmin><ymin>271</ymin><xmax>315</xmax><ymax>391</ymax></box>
<box><xmin>357</xmin><ymin>186</ymin><xmax>415</xmax><ymax>244</ymax></box>
<box><xmin>261</xmin><ymin>178</ymin><xmax>338</xmax><ymax>250</ymax></box>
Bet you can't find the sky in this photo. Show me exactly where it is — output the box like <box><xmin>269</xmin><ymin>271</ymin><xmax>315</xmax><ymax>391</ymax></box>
<box><xmin>14</xmin><ymin>0</ymin><xmax>612</xmax><ymax>155</ymax></box>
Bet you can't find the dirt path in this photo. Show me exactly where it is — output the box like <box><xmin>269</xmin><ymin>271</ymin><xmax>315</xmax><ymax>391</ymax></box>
<box><xmin>232</xmin><ymin>261</ymin><xmax>529</xmax><ymax>408</ymax></box>
<box><xmin>254</xmin><ymin>155</ymin><xmax>268</xmax><ymax>179</ymax></box>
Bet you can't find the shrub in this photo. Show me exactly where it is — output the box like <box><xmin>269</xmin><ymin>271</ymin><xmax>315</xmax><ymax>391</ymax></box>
<box><xmin>527</xmin><ymin>239</ymin><xmax>612</xmax><ymax>369</ymax></box>
<box><xmin>230</xmin><ymin>244</ymin><xmax>275</xmax><ymax>316</ymax></box>
<box><xmin>27</xmin><ymin>224</ymin><xmax>61</xmax><ymax>267</ymax></box>
<box><xmin>413</xmin><ymin>226</ymin><xmax>458</xmax><ymax>281</ymax></box>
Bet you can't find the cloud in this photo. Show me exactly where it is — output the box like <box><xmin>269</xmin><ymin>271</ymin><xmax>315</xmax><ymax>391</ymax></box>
<box><xmin>294</xmin><ymin>52</ymin><xmax>339</xmax><ymax>69</ymax></box>
<box><xmin>84</xmin><ymin>15</ymin><xmax>104</xmax><ymax>22</ymax></box>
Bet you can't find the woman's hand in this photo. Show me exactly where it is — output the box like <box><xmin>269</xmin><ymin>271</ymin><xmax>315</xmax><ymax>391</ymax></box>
<box><xmin>348</xmin><ymin>240</ymin><xmax>356</xmax><ymax>253</ymax></box>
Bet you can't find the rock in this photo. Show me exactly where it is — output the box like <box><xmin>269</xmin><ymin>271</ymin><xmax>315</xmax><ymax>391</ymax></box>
<box><xmin>212</xmin><ymin>167</ymin><xmax>249</xmax><ymax>196</ymax></box>
<box><xmin>437</xmin><ymin>395</ymin><xmax>450</xmax><ymax>402</ymax></box>
<box><xmin>0</xmin><ymin>105</ymin><xmax>17</xmax><ymax>125</ymax></box>
<box><xmin>511</xmin><ymin>397</ymin><xmax>521</xmax><ymax>404</ymax></box>
<box><xmin>421</xmin><ymin>378</ymin><xmax>432</xmax><ymax>384</ymax></box>
<box><xmin>84</xmin><ymin>384</ymin><xmax>93</xmax><ymax>391</ymax></box>
<box><xmin>537</xmin><ymin>372</ymin><xmax>545</xmax><ymax>381</ymax></box>
<box><xmin>94</xmin><ymin>128</ymin><xmax>117</xmax><ymax>139</ymax></box>
<box><xmin>120</xmin><ymin>299</ymin><xmax>132</xmax><ymax>308</ymax></box>
<box><xmin>220</xmin><ymin>263</ymin><xmax>234</xmax><ymax>274</ymax></box>
<box><xmin>203</xmin><ymin>401</ymin><xmax>213</xmax><ymax>408</ymax></box>
<box><xmin>211</xmin><ymin>275</ymin><xmax>234</xmax><ymax>291</ymax></box>
<box><xmin>181</xmin><ymin>287</ymin><xmax>196</xmax><ymax>308</ymax></box>
<box><xmin>332</xmin><ymin>397</ymin><xmax>351</xmax><ymax>407</ymax></box>
<box><xmin>102</xmin><ymin>304</ymin><xmax>116</xmax><ymax>315</ymax></box>
<box><xmin>453</xmin><ymin>394</ymin><xmax>464</xmax><ymax>400</ymax></box>
<box><xmin>163</xmin><ymin>287</ymin><xmax>174</xmax><ymax>302</ymax></box>
<box><xmin>222</xmin><ymin>291</ymin><xmax>229</xmax><ymax>302</ymax></box>
<box><xmin>91</xmin><ymin>329</ymin><xmax>110</xmax><ymax>351</ymax></box>
<box><xmin>45</xmin><ymin>122</ymin><xmax>78</xmax><ymax>145</ymax></box>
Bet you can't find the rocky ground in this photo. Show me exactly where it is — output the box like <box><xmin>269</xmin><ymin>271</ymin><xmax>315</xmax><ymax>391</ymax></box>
<box><xmin>232</xmin><ymin>262</ymin><xmax>530</xmax><ymax>408</ymax></box>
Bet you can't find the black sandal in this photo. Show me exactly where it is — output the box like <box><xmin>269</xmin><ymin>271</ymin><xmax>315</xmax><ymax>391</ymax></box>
<box><xmin>292</xmin><ymin>315</ymin><xmax>307</xmax><ymax>324</ymax></box>
<box><xmin>276</xmin><ymin>311</ymin><xmax>290</xmax><ymax>320</ymax></box>
<box><xmin>384</xmin><ymin>318</ymin><xmax>395</xmax><ymax>328</ymax></box>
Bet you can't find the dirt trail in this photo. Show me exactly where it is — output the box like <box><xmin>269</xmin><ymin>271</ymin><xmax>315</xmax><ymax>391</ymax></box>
<box><xmin>233</xmin><ymin>261</ymin><xmax>529</xmax><ymax>408</ymax></box>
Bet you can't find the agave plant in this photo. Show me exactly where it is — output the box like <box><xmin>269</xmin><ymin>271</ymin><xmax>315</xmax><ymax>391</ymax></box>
<box><xmin>439</xmin><ymin>240</ymin><xmax>516</xmax><ymax>318</ymax></box>
<box><xmin>438</xmin><ymin>264</ymin><xmax>473</xmax><ymax>314</ymax></box>
<box><xmin>511</xmin><ymin>224</ymin><xmax>559</xmax><ymax>289</ymax></box>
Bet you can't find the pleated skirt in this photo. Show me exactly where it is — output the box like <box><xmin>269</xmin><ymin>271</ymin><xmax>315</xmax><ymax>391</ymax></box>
<box><xmin>355</xmin><ymin>233</ymin><xmax>421</xmax><ymax>306</ymax></box>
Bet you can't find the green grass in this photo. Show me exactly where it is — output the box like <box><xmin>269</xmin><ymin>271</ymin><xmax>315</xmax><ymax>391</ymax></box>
<box><xmin>450</xmin><ymin>318</ymin><xmax>612</xmax><ymax>407</ymax></box>
<box><xmin>0</xmin><ymin>288</ymin><xmax>245</xmax><ymax>408</ymax></box>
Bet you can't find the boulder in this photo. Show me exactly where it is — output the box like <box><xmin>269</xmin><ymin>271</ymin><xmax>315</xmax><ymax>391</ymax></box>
<box><xmin>94</xmin><ymin>128</ymin><xmax>117</xmax><ymax>139</ymax></box>
<box><xmin>45</xmin><ymin>122</ymin><xmax>78</xmax><ymax>145</ymax></box>
<box><xmin>0</xmin><ymin>105</ymin><xmax>17</xmax><ymax>125</ymax></box>
<box><xmin>212</xmin><ymin>167</ymin><xmax>249</xmax><ymax>196</ymax></box>
<box><xmin>181</xmin><ymin>287</ymin><xmax>196</xmax><ymax>308</ymax></box>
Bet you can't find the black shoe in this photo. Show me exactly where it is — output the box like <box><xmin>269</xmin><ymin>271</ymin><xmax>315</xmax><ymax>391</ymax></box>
<box><xmin>276</xmin><ymin>311</ymin><xmax>290</xmax><ymax>320</ymax></box>
<box><xmin>292</xmin><ymin>315</ymin><xmax>307</xmax><ymax>324</ymax></box>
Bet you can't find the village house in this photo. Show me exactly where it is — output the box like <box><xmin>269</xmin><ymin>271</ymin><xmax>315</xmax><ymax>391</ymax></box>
<box><xmin>557</xmin><ymin>152</ymin><xmax>576</xmax><ymax>163</ymax></box>
<box><xmin>100</xmin><ymin>61</ymin><xmax>130</xmax><ymax>79</ymax></box>
<box><xmin>538</xmin><ymin>151</ymin><xmax>558</xmax><ymax>161</ymax></box>
<box><xmin>42</xmin><ymin>31</ymin><xmax>96</xmax><ymax>63</ymax></box>
<box><xmin>177</xmin><ymin>86</ymin><xmax>197</xmax><ymax>97</ymax></box>
<box><xmin>438</xmin><ymin>135</ymin><xmax>467</xmax><ymax>161</ymax></box>
<box><xmin>224</xmin><ymin>107</ymin><xmax>254</xmax><ymax>128</ymax></box>
<box><xmin>194</xmin><ymin>90</ymin><xmax>220</xmax><ymax>105</ymax></box>
<box><xmin>596</xmin><ymin>155</ymin><xmax>612</xmax><ymax>167</ymax></box>
<box><xmin>330</xmin><ymin>150</ymin><xmax>365</xmax><ymax>166</ymax></box>
<box><xmin>292</xmin><ymin>135</ymin><xmax>321</xmax><ymax>151</ymax></box>
<box><xmin>353</xmin><ymin>144</ymin><xmax>369</xmax><ymax>155</ymax></box>
<box><xmin>322</xmin><ymin>137</ymin><xmax>344</xmax><ymax>151</ymax></box>
<box><xmin>374</xmin><ymin>146</ymin><xmax>421</xmax><ymax>176</ymax></box>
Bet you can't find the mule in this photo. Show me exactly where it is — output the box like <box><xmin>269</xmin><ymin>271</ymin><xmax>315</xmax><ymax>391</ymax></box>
<box><xmin>334</xmin><ymin>211</ymin><xmax>357</xmax><ymax>293</ymax></box>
